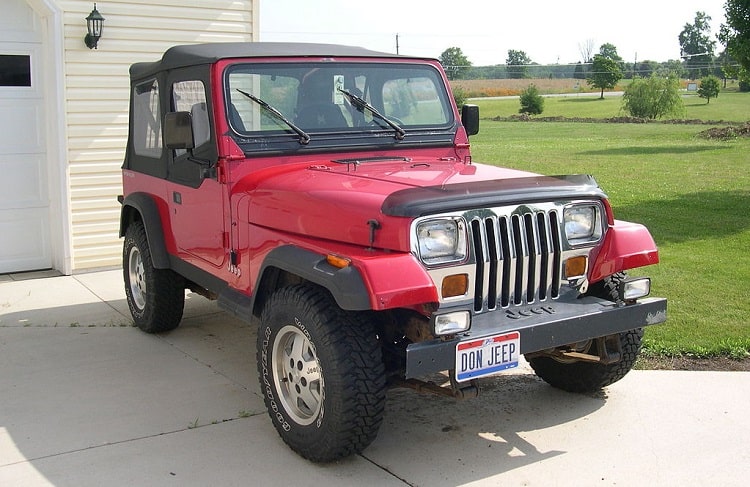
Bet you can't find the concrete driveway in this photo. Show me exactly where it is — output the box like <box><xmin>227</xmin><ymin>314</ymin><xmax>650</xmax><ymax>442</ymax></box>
<box><xmin>1</xmin><ymin>270</ymin><xmax>748</xmax><ymax>486</ymax></box>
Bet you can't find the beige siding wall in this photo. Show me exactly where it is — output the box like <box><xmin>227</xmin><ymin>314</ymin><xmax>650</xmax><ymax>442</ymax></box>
<box><xmin>59</xmin><ymin>0</ymin><xmax>258</xmax><ymax>270</ymax></box>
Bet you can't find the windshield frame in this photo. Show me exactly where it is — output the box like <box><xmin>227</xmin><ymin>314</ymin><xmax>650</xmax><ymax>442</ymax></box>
<box><xmin>220</xmin><ymin>59</ymin><xmax>457</xmax><ymax>154</ymax></box>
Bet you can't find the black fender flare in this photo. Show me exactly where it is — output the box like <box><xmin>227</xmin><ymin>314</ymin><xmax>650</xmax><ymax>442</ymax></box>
<box><xmin>257</xmin><ymin>245</ymin><xmax>372</xmax><ymax>311</ymax></box>
<box><xmin>119</xmin><ymin>192</ymin><xmax>170</xmax><ymax>269</ymax></box>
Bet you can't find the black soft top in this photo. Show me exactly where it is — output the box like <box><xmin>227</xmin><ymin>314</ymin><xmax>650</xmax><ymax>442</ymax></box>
<box><xmin>130</xmin><ymin>42</ymin><xmax>428</xmax><ymax>81</ymax></box>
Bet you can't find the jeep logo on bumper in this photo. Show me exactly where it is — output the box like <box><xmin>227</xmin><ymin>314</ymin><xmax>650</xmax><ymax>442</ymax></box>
<box><xmin>505</xmin><ymin>305</ymin><xmax>556</xmax><ymax>320</ymax></box>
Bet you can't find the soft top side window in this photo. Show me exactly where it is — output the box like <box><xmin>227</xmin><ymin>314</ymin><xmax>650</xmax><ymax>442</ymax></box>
<box><xmin>172</xmin><ymin>80</ymin><xmax>210</xmax><ymax>152</ymax></box>
<box><xmin>132</xmin><ymin>79</ymin><xmax>162</xmax><ymax>158</ymax></box>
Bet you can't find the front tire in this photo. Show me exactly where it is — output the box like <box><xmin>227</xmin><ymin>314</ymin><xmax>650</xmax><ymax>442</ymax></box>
<box><xmin>257</xmin><ymin>285</ymin><xmax>386</xmax><ymax>462</ymax></box>
<box><xmin>123</xmin><ymin>221</ymin><xmax>185</xmax><ymax>333</ymax></box>
<box><xmin>527</xmin><ymin>273</ymin><xmax>644</xmax><ymax>393</ymax></box>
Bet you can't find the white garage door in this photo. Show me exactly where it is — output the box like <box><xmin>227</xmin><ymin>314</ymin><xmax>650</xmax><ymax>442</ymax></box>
<box><xmin>0</xmin><ymin>0</ymin><xmax>51</xmax><ymax>273</ymax></box>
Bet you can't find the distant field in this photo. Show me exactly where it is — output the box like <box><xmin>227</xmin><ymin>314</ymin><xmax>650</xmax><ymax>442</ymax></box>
<box><xmin>453</xmin><ymin>78</ymin><xmax>620</xmax><ymax>97</ymax></box>
<box><xmin>453</xmin><ymin>77</ymin><xmax>746</xmax><ymax>98</ymax></box>
<box><xmin>472</xmin><ymin>91</ymin><xmax>750</xmax><ymax>123</ymax></box>
<box><xmin>469</xmin><ymin>101</ymin><xmax>750</xmax><ymax>359</ymax></box>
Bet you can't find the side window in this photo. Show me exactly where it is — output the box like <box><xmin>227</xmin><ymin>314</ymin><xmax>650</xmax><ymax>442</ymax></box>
<box><xmin>172</xmin><ymin>80</ymin><xmax>210</xmax><ymax>149</ymax></box>
<box><xmin>132</xmin><ymin>79</ymin><xmax>162</xmax><ymax>157</ymax></box>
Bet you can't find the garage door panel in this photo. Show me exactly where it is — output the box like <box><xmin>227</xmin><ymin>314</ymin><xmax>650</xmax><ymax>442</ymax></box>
<box><xmin>0</xmin><ymin>0</ymin><xmax>37</xmax><ymax>43</ymax></box>
<box><xmin>0</xmin><ymin>207</ymin><xmax>51</xmax><ymax>273</ymax></box>
<box><xmin>0</xmin><ymin>101</ymin><xmax>44</xmax><ymax>153</ymax></box>
<box><xmin>0</xmin><ymin>154</ymin><xmax>47</xmax><ymax>209</ymax></box>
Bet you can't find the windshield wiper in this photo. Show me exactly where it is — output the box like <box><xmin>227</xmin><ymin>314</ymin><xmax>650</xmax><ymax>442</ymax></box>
<box><xmin>337</xmin><ymin>88</ymin><xmax>405</xmax><ymax>140</ymax></box>
<box><xmin>235</xmin><ymin>89</ymin><xmax>310</xmax><ymax>145</ymax></box>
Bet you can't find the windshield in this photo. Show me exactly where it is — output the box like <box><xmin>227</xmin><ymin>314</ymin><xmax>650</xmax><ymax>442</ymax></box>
<box><xmin>224</xmin><ymin>62</ymin><xmax>453</xmax><ymax>142</ymax></box>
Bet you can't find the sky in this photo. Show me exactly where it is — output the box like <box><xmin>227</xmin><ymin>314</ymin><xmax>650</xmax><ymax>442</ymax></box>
<box><xmin>259</xmin><ymin>0</ymin><xmax>728</xmax><ymax>66</ymax></box>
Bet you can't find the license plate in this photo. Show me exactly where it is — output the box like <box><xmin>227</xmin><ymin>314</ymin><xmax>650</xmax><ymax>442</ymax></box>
<box><xmin>455</xmin><ymin>331</ymin><xmax>520</xmax><ymax>382</ymax></box>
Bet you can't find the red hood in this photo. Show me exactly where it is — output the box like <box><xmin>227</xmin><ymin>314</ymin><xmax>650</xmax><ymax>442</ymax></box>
<box><xmin>232</xmin><ymin>157</ymin><xmax>538</xmax><ymax>250</ymax></box>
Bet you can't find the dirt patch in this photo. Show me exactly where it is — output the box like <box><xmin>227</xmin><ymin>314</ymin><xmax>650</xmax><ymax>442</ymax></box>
<box><xmin>696</xmin><ymin>124</ymin><xmax>750</xmax><ymax>140</ymax></box>
<box><xmin>636</xmin><ymin>355</ymin><xmax>750</xmax><ymax>371</ymax></box>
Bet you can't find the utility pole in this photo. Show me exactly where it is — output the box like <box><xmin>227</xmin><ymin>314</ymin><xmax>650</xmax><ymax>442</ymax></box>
<box><xmin>395</xmin><ymin>33</ymin><xmax>399</xmax><ymax>55</ymax></box>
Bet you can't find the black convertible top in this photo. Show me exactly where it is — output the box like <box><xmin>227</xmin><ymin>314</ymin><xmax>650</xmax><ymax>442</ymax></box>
<box><xmin>130</xmin><ymin>42</ymin><xmax>427</xmax><ymax>80</ymax></box>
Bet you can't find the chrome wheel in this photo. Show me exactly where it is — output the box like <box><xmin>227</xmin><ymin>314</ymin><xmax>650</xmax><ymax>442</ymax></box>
<box><xmin>127</xmin><ymin>245</ymin><xmax>146</xmax><ymax>311</ymax></box>
<box><xmin>271</xmin><ymin>324</ymin><xmax>323</xmax><ymax>425</ymax></box>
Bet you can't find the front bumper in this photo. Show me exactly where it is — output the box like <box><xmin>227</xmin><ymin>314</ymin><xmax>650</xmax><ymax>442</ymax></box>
<box><xmin>404</xmin><ymin>291</ymin><xmax>667</xmax><ymax>378</ymax></box>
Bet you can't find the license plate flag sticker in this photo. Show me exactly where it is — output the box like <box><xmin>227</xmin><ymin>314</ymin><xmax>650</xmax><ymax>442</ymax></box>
<box><xmin>455</xmin><ymin>331</ymin><xmax>520</xmax><ymax>381</ymax></box>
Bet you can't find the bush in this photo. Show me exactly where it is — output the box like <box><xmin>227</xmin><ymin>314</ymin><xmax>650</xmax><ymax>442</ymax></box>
<box><xmin>622</xmin><ymin>75</ymin><xmax>684</xmax><ymax>119</ymax></box>
<box><xmin>697</xmin><ymin>75</ymin><xmax>721</xmax><ymax>103</ymax></box>
<box><xmin>519</xmin><ymin>84</ymin><xmax>544</xmax><ymax>115</ymax></box>
<box><xmin>451</xmin><ymin>85</ymin><xmax>468</xmax><ymax>108</ymax></box>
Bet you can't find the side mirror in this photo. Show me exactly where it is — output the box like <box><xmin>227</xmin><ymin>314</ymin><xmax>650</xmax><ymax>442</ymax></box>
<box><xmin>164</xmin><ymin>111</ymin><xmax>195</xmax><ymax>150</ymax></box>
<box><xmin>461</xmin><ymin>104</ymin><xmax>479</xmax><ymax>136</ymax></box>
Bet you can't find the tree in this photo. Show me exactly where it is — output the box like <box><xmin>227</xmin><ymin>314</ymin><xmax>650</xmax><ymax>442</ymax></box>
<box><xmin>598</xmin><ymin>43</ymin><xmax>623</xmax><ymax>62</ymax></box>
<box><xmin>659</xmin><ymin>60</ymin><xmax>687</xmax><ymax>78</ymax></box>
<box><xmin>679</xmin><ymin>12</ymin><xmax>717</xmax><ymax>78</ymax></box>
<box><xmin>519</xmin><ymin>84</ymin><xmax>544</xmax><ymax>115</ymax></box>
<box><xmin>697</xmin><ymin>75</ymin><xmax>721</xmax><ymax>103</ymax></box>
<box><xmin>587</xmin><ymin>54</ymin><xmax>623</xmax><ymax>99</ymax></box>
<box><xmin>578</xmin><ymin>39</ymin><xmax>595</xmax><ymax>64</ymax></box>
<box><xmin>719</xmin><ymin>0</ymin><xmax>750</xmax><ymax>86</ymax></box>
<box><xmin>439</xmin><ymin>47</ymin><xmax>471</xmax><ymax>80</ymax></box>
<box><xmin>622</xmin><ymin>75</ymin><xmax>684</xmax><ymax>119</ymax></box>
<box><xmin>636</xmin><ymin>60</ymin><xmax>660</xmax><ymax>78</ymax></box>
<box><xmin>506</xmin><ymin>50</ymin><xmax>532</xmax><ymax>79</ymax></box>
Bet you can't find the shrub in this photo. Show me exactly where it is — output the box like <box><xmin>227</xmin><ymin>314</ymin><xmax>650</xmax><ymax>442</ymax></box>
<box><xmin>519</xmin><ymin>84</ymin><xmax>544</xmax><ymax>115</ymax></box>
<box><xmin>451</xmin><ymin>85</ymin><xmax>468</xmax><ymax>108</ymax></box>
<box><xmin>622</xmin><ymin>75</ymin><xmax>685</xmax><ymax>119</ymax></box>
<box><xmin>697</xmin><ymin>75</ymin><xmax>721</xmax><ymax>103</ymax></box>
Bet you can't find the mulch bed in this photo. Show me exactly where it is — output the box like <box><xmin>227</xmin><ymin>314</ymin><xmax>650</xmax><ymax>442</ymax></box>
<box><xmin>636</xmin><ymin>356</ymin><xmax>750</xmax><ymax>371</ymax></box>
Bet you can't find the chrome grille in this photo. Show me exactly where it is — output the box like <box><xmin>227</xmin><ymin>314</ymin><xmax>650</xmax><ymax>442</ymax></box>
<box><xmin>471</xmin><ymin>210</ymin><xmax>562</xmax><ymax>311</ymax></box>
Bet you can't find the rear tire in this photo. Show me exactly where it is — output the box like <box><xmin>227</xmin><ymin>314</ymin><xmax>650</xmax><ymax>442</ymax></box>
<box><xmin>527</xmin><ymin>273</ymin><xmax>643</xmax><ymax>393</ymax></box>
<box><xmin>123</xmin><ymin>221</ymin><xmax>185</xmax><ymax>333</ymax></box>
<box><xmin>257</xmin><ymin>285</ymin><xmax>386</xmax><ymax>462</ymax></box>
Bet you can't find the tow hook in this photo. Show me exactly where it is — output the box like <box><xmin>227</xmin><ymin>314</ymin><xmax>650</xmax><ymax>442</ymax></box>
<box><xmin>450</xmin><ymin>370</ymin><xmax>479</xmax><ymax>399</ymax></box>
<box><xmin>534</xmin><ymin>334</ymin><xmax>623</xmax><ymax>364</ymax></box>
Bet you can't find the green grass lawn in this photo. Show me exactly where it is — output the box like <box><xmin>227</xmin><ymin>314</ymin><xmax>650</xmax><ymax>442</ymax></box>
<box><xmin>470</xmin><ymin>112</ymin><xmax>750</xmax><ymax>358</ymax></box>
<box><xmin>474</xmin><ymin>91</ymin><xmax>750</xmax><ymax>123</ymax></box>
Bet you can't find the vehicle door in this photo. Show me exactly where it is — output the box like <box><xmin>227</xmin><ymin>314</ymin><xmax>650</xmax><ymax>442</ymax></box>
<box><xmin>164</xmin><ymin>72</ymin><xmax>227</xmax><ymax>270</ymax></box>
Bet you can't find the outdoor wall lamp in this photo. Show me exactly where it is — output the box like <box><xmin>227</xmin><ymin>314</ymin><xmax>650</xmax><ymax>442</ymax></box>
<box><xmin>84</xmin><ymin>4</ymin><xmax>105</xmax><ymax>49</ymax></box>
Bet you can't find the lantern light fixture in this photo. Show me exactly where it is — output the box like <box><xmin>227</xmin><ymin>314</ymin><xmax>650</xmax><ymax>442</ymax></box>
<box><xmin>84</xmin><ymin>4</ymin><xmax>105</xmax><ymax>49</ymax></box>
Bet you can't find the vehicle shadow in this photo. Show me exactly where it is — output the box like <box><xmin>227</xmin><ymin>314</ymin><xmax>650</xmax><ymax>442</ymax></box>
<box><xmin>364</xmin><ymin>371</ymin><xmax>607</xmax><ymax>484</ymax></box>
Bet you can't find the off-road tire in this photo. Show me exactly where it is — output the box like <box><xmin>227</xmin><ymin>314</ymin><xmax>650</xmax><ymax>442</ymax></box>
<box><xmin>257</xmin><ymin>284</ymin><xmax>386</xmax><ymax>462</ymax></box>
<box><xmin>123</xmin><ymin>221</ymin><xmax>185</xmax><ymax>333</ymax></box>
<box><xmin>527</xmin><ymin>273</ymin><xmax>644</xmax><ymax>393</ymax></box>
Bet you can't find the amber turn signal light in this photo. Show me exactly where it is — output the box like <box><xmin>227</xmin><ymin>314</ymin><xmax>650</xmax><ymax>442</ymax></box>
<box><xmin>326</xmin><ymin>254</ymin><xmax>351</xmax><ymax>269</ymax></box>
<box><xmin>442</xmin><ymin>274</ymin><xmax>469</xmax><ymax>298</ymax></box>
<box><xmin>565</xmin><ymin>256</ymin><xmax>587</xmax><ymax>278</ymax></box>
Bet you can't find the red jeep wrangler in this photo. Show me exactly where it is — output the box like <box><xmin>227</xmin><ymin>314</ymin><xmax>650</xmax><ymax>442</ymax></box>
<box><xmin>119</xmin><ymin>43</ymin><xmax>666</xmax><ymax>462</ymax></box>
